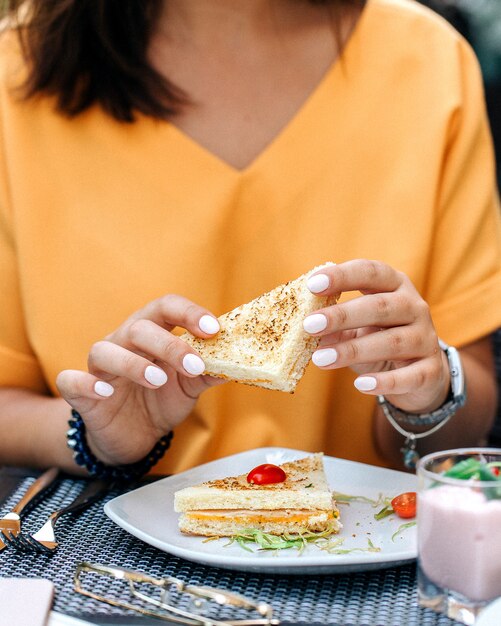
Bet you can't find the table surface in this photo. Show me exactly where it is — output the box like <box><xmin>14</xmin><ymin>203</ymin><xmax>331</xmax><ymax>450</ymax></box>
<box><xmin>0</xmin><ymin>467</ymin><xmax>464</xmax><ymax>626</ymax></box>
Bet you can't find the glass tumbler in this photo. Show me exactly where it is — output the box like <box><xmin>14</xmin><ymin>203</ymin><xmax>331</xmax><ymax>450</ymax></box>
<box><xmin>417</xmin><ymin>448</ymin><xmax>501</xmax><ymax>625</ymax></box>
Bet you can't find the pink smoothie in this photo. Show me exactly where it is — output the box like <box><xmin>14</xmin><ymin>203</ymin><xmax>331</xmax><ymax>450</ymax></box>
<box><xmin>418</xmin><ymin>485</ymin><xmax>501</xmax><ymax>602</ymax></box>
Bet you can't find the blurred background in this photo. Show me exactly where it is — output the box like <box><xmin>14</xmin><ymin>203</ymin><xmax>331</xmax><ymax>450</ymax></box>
<box><xmin>420</xmin><ymin>0</ymin><xmax>501</xmax><ymax>186</ymax></box>
<box><xmin>419</xmin><ymin>0</ymin><xmax>501</xmax><ymax>447</ymax></box>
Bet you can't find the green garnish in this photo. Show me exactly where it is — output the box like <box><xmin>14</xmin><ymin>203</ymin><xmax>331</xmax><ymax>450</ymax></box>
<box><xmin>315</xmin><ymin>536</ymin><xmax>345</xmax><ymax>553</ymax></box>
<box><xmin>444</xmin><ymin>458</ymin><xmax>500</xmax><ymax>481</ymax></box>
<box><xmin>391</xmin><ymin>521</ymin><xmax>416</xmax><ymax>542</ymax></box>
<box><xmin>367</xmin><ymin>538</ymin><xmax>380</xmax><ymax>551</ymax></box>
<box><xmin>374</xmin><ymin>504</ymin><xmax>394</xmax><ymax>521</ymax></box>
<box><xmin>225</xmin><ymin>525</ymin><xmax>340</xmax><ymax>554</ymax></box>
<box><xmin>305</xmin><ymin>483</ymin><xmax>313</xmax><ymax>488</ymax></box>
<box><xmin>443</xmin><ymin>458</ymin><xmax>501</xmax><ymax>499</ymax></box>
<box><xmin>333</xmin><ymin>492</ymin><xmax>389</xmax><ymax>508</ymax></box>
<box><xmin>219</xmin><ymin>491</ymin><xmax>414</xmax><ymax>557</ymax></box>
<box><xmin>334</xmin><ymin>491</ymin><xmax>396</xmax><ymax>521</ymax></box>
<box><xmin>224</xmin><ymin>526</ymin><xmax>383</xmax><ymax>556</ymax></box>
<box><xmin>317</xmin><ymin>537</ymin><xmax>381</xmax><ymax>555</ymax></box>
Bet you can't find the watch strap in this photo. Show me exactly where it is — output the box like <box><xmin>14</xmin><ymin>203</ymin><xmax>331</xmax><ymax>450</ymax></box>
<box><xmin>377</xmin><ymin>340</ymin><xmax>467</xmax><ymax>427</ymax></box>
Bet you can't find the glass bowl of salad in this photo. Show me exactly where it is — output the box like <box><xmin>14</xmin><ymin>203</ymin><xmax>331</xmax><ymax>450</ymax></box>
<box><xmin>417</xmin><ymin>448</ymin><xmax>501</xmax><ymax>625</ymax></box>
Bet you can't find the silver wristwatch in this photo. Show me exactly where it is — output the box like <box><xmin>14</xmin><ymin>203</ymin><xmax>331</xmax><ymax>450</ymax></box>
<box><xmin>377</xmin><ymin>339</ymin><xmax>467</xmax><ymax>427</ymax></box>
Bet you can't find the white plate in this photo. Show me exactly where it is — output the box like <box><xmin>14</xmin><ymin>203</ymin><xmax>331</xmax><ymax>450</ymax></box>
<box><xmin>105</xmin><ymin>447</ymin><xmax>418</xmax><ymax>574</ymax></box>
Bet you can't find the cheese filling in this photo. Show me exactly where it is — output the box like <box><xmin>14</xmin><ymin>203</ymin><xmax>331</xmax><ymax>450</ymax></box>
<box><xmin>184</xmin><ymin>508</ymin><xmax>337</xmax><ymax>525</ymax></box>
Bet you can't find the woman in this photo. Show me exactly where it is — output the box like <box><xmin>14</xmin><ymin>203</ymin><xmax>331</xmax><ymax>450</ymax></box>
<box><xmin>0</xmin><ymin>0</ymin><xmax>500</xmax><ymax>477</ymax></box>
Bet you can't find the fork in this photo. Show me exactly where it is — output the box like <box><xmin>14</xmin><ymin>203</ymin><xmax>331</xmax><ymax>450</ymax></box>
<box><xmin>10</xmin><ymin>478</ymin><xmax>113</xmax><ymax>553</ymax></box>
<box><xmin>0</xmin><ymin>467</ymin><xmax>60</xmax><ymax>551</ymax></box>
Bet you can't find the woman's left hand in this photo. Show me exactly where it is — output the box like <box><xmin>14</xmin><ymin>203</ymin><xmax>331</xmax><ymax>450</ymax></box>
<box><xmin>303</xmin><ymin>259</ymin><xmax>450</xmax><ymax>414</ymax></box>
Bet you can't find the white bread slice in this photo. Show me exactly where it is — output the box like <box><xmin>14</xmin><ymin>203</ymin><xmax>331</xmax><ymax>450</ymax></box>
<box><xmin>179</xmin><ymin>263</ymin><xmax>338</xmax><ymax>393</ymax></box>
<box><xmin>174</xmin><ymin>454</ymin><xmax>341</xmax><ymax>537</ymax></box>
<box><xmin>175</xmin><ymin>453</ymin><xmax>333</xmax><ymax>512</ymax></box>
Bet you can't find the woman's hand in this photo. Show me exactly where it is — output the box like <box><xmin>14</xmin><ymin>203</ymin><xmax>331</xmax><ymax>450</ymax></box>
<box><xmin>303</xmin><ymin>260</ymin><xmax>450</xmax><ymax>414</ymax></box>
<box><xmin>56</xmin><ymin>295</ymin><xmax>223</xmax><ymax>466</ymax></box>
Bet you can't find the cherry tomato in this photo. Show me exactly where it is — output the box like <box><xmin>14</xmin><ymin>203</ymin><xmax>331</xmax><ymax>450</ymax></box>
<box><xmin>391</xmin><ymin>492</ymin><xmax>417</xmax><ymax>519</ymax></box>
<box><xmin>492</xmin><ymin>467</ymin><xmax>500</xmax><ymax>477</ymax></box>
<box><xmin>247</xmin><ymin>463</ymin><xmax>286</xmax><ymax>485</ymax></box>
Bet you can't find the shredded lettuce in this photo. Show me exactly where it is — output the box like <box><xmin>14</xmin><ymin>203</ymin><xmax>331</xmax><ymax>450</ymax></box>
<box><xmin>374</xmin><ymin>504</ymin><xmax>394</xmax><ymax>520</ymax></box>
<box><xmin>317</xmin><ymin>537</ymin><xmax>381</xmax><ymax>555</ymax></box>
<box><xmin>391</xmin><ymin>521</ymin><xmax>416</xmax><ymax>542</ymax></box>
<box><xmin>223</xmin><ymin>526</ymin><xmax>382</xmax><ymax>556</ymax></box>
<box><xmin>214</xmin><ymin>489</ymin><xmax>415</xmax><ymax>556</ymax></box>
<box><xmin>225</xmin><ymin>524</ymin><xmax>341</xmax><ymax>554</ymax></box>
<box><xmin>332</xmin><ymin>491</ymin><xmax>390</xmax><ymax>508</ymax></box>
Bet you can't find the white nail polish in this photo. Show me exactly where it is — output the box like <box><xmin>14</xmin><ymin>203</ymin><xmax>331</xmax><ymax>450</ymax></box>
<box><xmin>199</xmin><ymin>314</ymin><xmax>220</xmax><ymax>334</ymax></box>
<box><xmin>354</xmin><ymin>376</ymin><xmax>377</xmax><ymax>391</ymax></box>
<box><xmin>94</xmin><ymin>381</ymin><xmax>114</xmax><ymax>397</ymax></box>
<box><xmin>303</xmin><ymin>313</ymin><xmax>328</xmax><ymax>334</ymax></box>
<box><xmin>183</xmin><ymin>353</ymin><xmax>205</xmax><ymax>375</ymax></box>
<box><xmin>144</xmin><ymin>366</ymin><xmax>168</xmax><ymax>386</ymax></box>
<box><xmin>312</xmin><ymin>348</ymin><xmax>338</xmax><ymax>367</ymax></box>
<box><xmin>307</xmin><ymin>273</ymin><xmax>330</xmax><ymax>294</ymax></box>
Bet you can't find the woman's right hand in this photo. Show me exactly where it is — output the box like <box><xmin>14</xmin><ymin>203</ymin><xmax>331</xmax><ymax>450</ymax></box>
<box><xmin>56</xmin><ymin>294</ymin><xmax>223</xmax><ymax>467</ymax></box>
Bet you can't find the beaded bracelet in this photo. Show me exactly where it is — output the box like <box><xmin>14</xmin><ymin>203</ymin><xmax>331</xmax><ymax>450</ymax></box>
<box><xmin>66</xmin><ymin>409</ymin><xmax>173</xmax><ymax>482</ymax></box>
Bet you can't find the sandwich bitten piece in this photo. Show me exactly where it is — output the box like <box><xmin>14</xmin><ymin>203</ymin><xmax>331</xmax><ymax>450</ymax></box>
<box><xmin>180</xmin><ymin>263</ymin><xmax>338</xmax><ymax>392</ymax></box>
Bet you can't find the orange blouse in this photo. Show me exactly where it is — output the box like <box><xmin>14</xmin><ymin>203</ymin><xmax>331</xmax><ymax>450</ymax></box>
<box><xmin>1</xmin><ymin>0</ymin><xmax>501</xmax><ymax>472</ymax></box>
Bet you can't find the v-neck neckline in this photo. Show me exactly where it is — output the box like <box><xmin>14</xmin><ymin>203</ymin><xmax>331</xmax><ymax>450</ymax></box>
<box><xmin>160</xmin><ymin>0</ymin><xmax>374</xmax><ymax>176</ymax></box>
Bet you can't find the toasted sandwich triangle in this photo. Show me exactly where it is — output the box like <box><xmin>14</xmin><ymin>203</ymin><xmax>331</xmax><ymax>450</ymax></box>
<box><xmin>174</xmin><ymin>453</ymin><xmax>342</xmax><ymax>537</ymax></box>
<box><xmin>180</xmin><ymin>263</ymin><xmax>338</xmax><ymax>392</ymax></box>
<box><xmin>174</xmin><ymin>453</ymin><xmax>333</xmax><ymax>512</ymax></box>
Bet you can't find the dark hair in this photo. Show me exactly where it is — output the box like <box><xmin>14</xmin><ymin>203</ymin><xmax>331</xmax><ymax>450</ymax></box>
<box><xmin>6</xmin><ymin>0</ymin><xmax>364</xmax><ymax>123</ymax></box>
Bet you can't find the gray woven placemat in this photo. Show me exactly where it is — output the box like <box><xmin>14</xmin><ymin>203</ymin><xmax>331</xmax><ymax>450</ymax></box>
<box><xmin>0</xmin><ymin>477</ymin><xmax>463</xmax><ymax>626</ymax></box>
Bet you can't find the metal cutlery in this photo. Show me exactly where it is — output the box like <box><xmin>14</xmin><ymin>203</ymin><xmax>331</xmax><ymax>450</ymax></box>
<box><xmin>0</xmin><ymin>467</ymin><xmax>60</xmax><ymax>551</ymax></box>
<box><xmin>10</xmin><ymin>478</ymin><xmax>113</xmax><ymax>553</ymax></box>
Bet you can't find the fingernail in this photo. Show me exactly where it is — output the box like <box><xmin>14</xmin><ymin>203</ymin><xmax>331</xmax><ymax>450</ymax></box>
<box><xmin>144</xmin><ymin>366</ymin><xmax>168</xmax><ymax>386</ymax></box>
<box><xmin>354</xmin><ymin>376</ymin><xmax>377</xmax><ymax>391</ymax></box>
<box><xmin>307</xmin><ymin>273</ymin><xmax>330</xmax><ymax>294</ymax></box>
<box><xmin>199</xmin><ymin>314</ymin><xmax>220</xmax><ymax>334</ymax></box>
<box><xmin>312</xmin><ymin>348</ymin><xmax>338</xmax><ymax>367</ymax></box>
<box><xmin>303</xmin><ymin>313</ymin><xmax>328</xmax><ymax>334</ymax></box>
<box><xmin>183</xmin><ymin>353</ymin><xmax>205</xmax><ymax>375</ymax></box>
<box><xmin>94</xmin><ymin>381</ymin><xmax>114</xmax><ymax>397</ymax></box>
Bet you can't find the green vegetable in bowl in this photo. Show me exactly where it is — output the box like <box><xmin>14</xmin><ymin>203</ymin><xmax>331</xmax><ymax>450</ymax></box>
<box><xmin>442</xmin><ymin>457</ymin><xmax>501</xmax><ymax>499</ymax></box>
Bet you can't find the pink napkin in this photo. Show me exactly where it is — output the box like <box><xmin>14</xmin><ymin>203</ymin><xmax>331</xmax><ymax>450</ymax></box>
<box><xmin>0</xmin><ymin>578</ymin><xmax>54</xmax><ymax>626</ymax></box>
